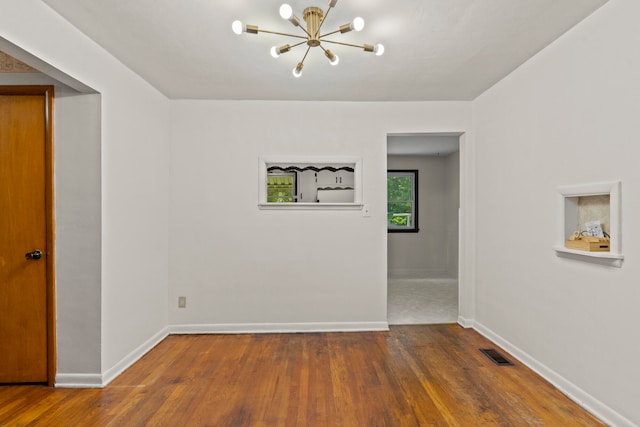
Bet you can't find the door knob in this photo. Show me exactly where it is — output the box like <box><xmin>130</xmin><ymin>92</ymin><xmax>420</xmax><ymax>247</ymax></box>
<box><xmin>25</xmin><ymin>250</ymin><xmax>43</xmax><ymax>260</ymax></box>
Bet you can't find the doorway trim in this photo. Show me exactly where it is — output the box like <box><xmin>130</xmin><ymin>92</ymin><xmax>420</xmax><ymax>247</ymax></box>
<box><xmin>1</xmin><ymin>85</ymin><xmax>56</xmax><ymax>385</ymax></box>
<box><xmin>385</xmin><ymin>131</ymin><xmax>474</xmax><ymax>326</ymax></box>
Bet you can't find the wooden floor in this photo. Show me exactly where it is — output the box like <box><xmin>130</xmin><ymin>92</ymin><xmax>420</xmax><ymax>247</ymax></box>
<box><xmin>1</xmin><ymin>325</ymin><xmax>603</xmax><ymax>426</ymax></box>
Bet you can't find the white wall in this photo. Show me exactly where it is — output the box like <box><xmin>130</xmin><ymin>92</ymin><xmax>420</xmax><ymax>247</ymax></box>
<box><xmin>387</xmin><ymin>154</ymin><xmax>459</xmax><ymax>278</ymax></box>
<box><xmin>0</xmin><ymin>0</ymin><xmax>171</xmax><ymax>385</ymax></box>
<box><xmin>54</xmin><ymin>93</ymin><xmax>102</xmax><ymax>374</ymax></box>
<box><xmin>472</xmin><ymin>0</ymin><xmax>639</xmax><ymax>424</ymax></box>
<box><xmin>169</xmin><ymin>101</ymin><xmax>471</xmax><ymax>330</ymax></box>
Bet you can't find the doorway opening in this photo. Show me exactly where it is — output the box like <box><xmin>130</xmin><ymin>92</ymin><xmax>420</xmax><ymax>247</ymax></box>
<box><xmin>386</xmin><ymin>133</ymin><xmax>460</xmax><ymax>325</ymax></box>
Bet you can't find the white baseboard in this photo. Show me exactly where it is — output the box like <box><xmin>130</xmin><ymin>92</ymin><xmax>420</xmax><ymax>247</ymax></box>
<box><xmin>474</xmin><ymin>321</ymin><xmax>635</xmax><ymax>427</ymax></box>
<box><xmin>55</xmin><ymin>373</ymin><xmax>103</xmax><ymax>388</ymax></box>
<box><xmin>56</xmin><ymin>327</ymin><xmax>169</xmax><ymax>388</ymax></box>
<box><xmin>101</xmin><ymin>327</ymin><xmax>170</xmax><ymax>387</ymax></box>
<box><xmin>457</xmin><ymin>316</ymin><xmax>475</xmax><ymax>328</ymax></box>
<box><xmin>169</xmin><ymin>321</ymin><xmax>390</xmax><ymax>335</ymax></box>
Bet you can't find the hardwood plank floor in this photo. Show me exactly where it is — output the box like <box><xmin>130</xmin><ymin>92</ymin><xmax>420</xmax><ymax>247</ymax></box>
<box><xmin>0</xmin><ymin>325</ymin><xmax>604</xmax><ymax>426</ymax></box>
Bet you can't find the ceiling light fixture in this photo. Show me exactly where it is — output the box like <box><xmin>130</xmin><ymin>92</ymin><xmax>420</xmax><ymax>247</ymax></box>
<box><xmin>232</xmin><ymin>1</ymin><xmax>384</xmax><ymax>78</ymax></box>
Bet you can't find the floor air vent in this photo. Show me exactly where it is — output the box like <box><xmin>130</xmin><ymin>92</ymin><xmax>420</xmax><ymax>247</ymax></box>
<box><xmin>480</xmin><ymin>348</ymin><xmax>514</xmax><ymax>366</ymax></box>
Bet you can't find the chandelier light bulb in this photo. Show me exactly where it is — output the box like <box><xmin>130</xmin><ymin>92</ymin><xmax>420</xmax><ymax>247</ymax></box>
<box><xmin>279</xmin><ymin>4</ymin><xmax>293</xmax><ymax>20</ymax></box>
<box><xmin>270</xmin><ymin>44</ymin><xmax>291</xmax><ymax>58</ymax></box>
<box><xmin>374</xmin><ymin>43</ymin><xmax>385</xmax><ymax>56</ymax></box>
<box><xmin>352</xmin><ymin>17</ymin><xmax>365</xmax><ymax>32</ymax></box>
<box><xmin>340</xmin><ymin>17</ymin><xmax>365</xmax><ymax>34</ymax></box>
<box><xmin>293</xmin><ymin>62</ymin><xmax>304</xmax><ymax>78</ymax></box>
<box><xmin>325</xmin><ymin>50</ymin><xmax>339</xmax><ymax>66</ymax></box>
<box><xmin>231</xmin><ymin>20</ymin><xmax>244</xmax><ymax>35</ymax></box>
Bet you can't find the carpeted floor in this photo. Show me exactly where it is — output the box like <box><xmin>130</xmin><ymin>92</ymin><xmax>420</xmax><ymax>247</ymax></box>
<box><xmin>387</xmin><ymin>277</ymin><xmax>458</xmax><ymax>325</ymax></box>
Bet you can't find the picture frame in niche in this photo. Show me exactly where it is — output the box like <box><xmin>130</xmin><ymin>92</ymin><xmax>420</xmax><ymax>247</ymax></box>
<box><xmin>258</xmin><ymin>156</ymin><xmax>363</xmax><ymax>210</ymax></box>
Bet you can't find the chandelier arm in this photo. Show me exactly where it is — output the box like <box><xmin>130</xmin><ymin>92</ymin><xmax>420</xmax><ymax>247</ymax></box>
<box><xmin>319</xmin><ymin>29</ymin><xmax>341</xmax><ymax>38</ymax></box>
<box><xmin>257</xmin><ymin>29</ymin><xmax>308</xmax><ymax>40</ymax></box>
<box><xmin>320</xmin><ymin>39</ymin><xmax>367</xmax><ymax>49</ymax></box>
<box><xmin>315</xmin><ymin>7</ymin><xmax>333</xmax><ymax>38</ymax></box>
<box><xmin>300</xmin><ymin>46</ymin><xmax>312</xmax><ymax>64</ymax></box>
<box><xmin>300</xmin><ymin>46</ymin><xmax>311</xmax><ymax>63</ymax></box>
<box><xmin>289</xmin><ymin>40</ymin><xmax>307</xmax><ymax>49</ymax></box>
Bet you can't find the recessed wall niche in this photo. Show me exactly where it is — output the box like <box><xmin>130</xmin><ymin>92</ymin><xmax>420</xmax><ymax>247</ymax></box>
<box><xmin>555</xmin><ymin>181</ymin><xmax>623</xmax><ymax>267</ymax></box>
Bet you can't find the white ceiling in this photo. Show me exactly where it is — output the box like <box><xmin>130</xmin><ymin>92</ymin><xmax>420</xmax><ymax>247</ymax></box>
<box><xmin>42</xmin><ymin>0</ymin><xmax>607</xmax><ymax>101</ymax></box>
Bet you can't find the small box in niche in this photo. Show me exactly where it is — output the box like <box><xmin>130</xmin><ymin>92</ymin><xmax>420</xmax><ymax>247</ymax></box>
<box><xmin>565</xmin><ymin>236</ymin><xmax>610</xmax><ymax>252</ymax></box>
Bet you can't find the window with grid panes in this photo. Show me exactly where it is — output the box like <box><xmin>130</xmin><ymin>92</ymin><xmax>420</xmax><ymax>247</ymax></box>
<box><xmin>387</xmin><ymin>170</ymin><xmax>418</xmax><ymax>232</ymax></box>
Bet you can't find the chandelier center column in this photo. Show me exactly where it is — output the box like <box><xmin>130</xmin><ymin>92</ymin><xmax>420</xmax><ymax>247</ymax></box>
<box><xmin>303</xmin><ymin>7</ymin><xmax>323</xmax><ymax>47</ymax></box>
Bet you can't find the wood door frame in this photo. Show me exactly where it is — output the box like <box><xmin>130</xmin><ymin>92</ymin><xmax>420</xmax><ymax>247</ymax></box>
<box><xmin>1</xmin><ymin>86</ymin><xmax>56</xmax><ymax>386</ymax></box>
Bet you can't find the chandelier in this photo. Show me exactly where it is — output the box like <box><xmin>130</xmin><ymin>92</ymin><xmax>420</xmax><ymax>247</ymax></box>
<box><xmin>232</xmin><ymin>1</ymin><xmax>385</xmax><ymax>78</ymax></box>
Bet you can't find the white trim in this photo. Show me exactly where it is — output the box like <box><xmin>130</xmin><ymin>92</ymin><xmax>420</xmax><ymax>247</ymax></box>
<box><xmin>169</xmin><ymin>322</ymin><xmax>389</xmax><ymax>335</ymax></box>
<box><xmin>553</xmin><ymin>246</ymin><xmax>624</xmax><ymax>268</ymax></box>
<box><xmin>457</xmin><ymin>316</ymin><xmax>475</xmax><ymax>328</ymax></box>
<box><xmin>457</xmin><ymin>132</ymin><xmax>476</xmax><ymax>325</ymax></box>
<box><xmin>57</xmin><ymin>328</ymin><xmax>171</xmax><ymax>388</ymax></box>
<box><xmin>473</xmin><ymin>322</ymin><xmax>635</xmax><ymax>427</ymax></box>
<box><xmin>259</xmin><ymin>202</ymin><xmax>363</xmax><ymax>210</ymax></box>
<box><xmin>55</xmin><ymin>373</ymin><xmax>103</xmax><ymax>389</ymax></box>
<box><xmin>100</xmin><ymin>327</ymin><xmax>170</xmax><ymax>387</ymax></box>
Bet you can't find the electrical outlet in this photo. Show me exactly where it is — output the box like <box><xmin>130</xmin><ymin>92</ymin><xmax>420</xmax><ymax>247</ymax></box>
<box><xmin>178</xmin><ymin>296</ymin><xmax>186</xmax><ymax>308</ymax></box>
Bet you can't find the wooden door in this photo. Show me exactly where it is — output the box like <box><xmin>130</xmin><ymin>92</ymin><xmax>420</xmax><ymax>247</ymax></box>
<box><xmin>0</xmin><ymin>87</ymin><xmax>55</xmax><ymax>384</ymax></box>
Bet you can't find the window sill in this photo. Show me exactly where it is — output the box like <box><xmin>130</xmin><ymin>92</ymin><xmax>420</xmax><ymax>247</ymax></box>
<box><xmin>258</xmin><ymin>203</ymin><xmax>364</xmax><ymax>211</ymax></box>
<box><xmin>553</xmin><ymin>246</ymin><xmax>624</xmax><ymax>268</ymax></box>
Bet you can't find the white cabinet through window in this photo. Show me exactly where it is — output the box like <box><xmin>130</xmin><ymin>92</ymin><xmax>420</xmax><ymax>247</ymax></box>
<box><xmin>298</xmin><ymin>170</ymin><xmax>318</xmax><ymax>202</ymax></box>
<box><xmin>317</xmin><ymin>169</ymin><xmax>354</xmax><ymax>187</ymax></box>
<box><xmin>337</xmin><ymin>170</ymin><xmax>354</xmax><ymax>187</ymax></box>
